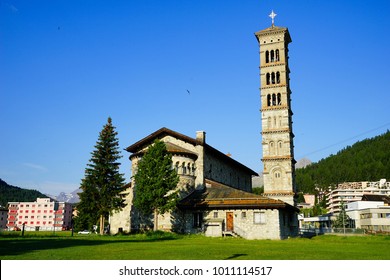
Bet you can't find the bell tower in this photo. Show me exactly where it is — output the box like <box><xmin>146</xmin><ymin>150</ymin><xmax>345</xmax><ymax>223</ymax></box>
<box><xmin>255</xmin><ymin>11</ymin><xmax>296</xmax><ymax>206</ymax></box>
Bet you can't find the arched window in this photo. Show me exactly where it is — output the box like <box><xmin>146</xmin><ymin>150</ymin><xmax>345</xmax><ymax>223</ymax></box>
<box><xmin>265</xmin><ymin>50</ymin><xmax>269</xmax><ymax>63</ymax></box>
<box><xmin>275</xmin><ymin>49</ymin><xmax>280</xmax><ymax>62</ymax></box>
<box><xmin>270</xmin><ymin>50</ymin><xmax>275</xmax><ymax>62</ymax></box>
<box><xmin>277</xmin><ymin>93</ymin><xmax>281</xmax><ymax>105</ymax></box>
<box><xmin>271</xmin><ymin>72</ymin><xmax>276</xmax><ymax>84</ymax></box>
<box><xmin>266</xmin><ymin>73</ymin><xmax>270</xmax><ymax>85</ymax></box>
<box><xmin>175</xmin><ymin>162</ymin><xmax>179</xmax><ymax>173</ymax></box>
<box><xmin>277</xmin><ymin>141</ymin><xmax>283</xmax><ymax>155</ymax></box>
<box><xmin>187</xmin><ymin>163</ymin><xmax>191</xmax><ymax>175</ymax></box>
<box><xmin>267</xmin><ymin>94</ymin><xmax>271</xmax><ymax>106</ymax></box>
<box><xmin>276</xmin><ymin>72</ymin><xmax>280</xmax><ymax>84</ymax></box>
<box><xmin>182</xmin><ymin>162</ymin><xmax>186</xmax><ymax>174</ymax></box>
<box><xmin>269</xmin><ymin>141</ymin><xmax>275</xmax><ymax>155</ymax></box>
<box><xmin>272</xmin><ymin>94</ymin><xmax>276</xmax><ymax>106</ymax></box>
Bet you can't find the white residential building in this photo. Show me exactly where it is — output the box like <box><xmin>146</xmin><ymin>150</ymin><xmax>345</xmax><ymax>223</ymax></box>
<box><xmin>326</xmin><ymin>179</ymin><xmax>390</xmax><ymax>214</ymax></box>
<box><xmin>346</xmin><ymin>195</ymin><xmax>390</xmax><ymax>232</ymax></box>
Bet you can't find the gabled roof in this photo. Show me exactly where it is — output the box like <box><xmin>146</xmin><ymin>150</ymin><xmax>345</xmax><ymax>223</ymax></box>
<box><xmin>126</xmin><ymin>127</ymin><xmax>257</xmax><ymax>176</ymax></box>
<box><xmin>126</xmin><ymin>127</ymin><xmax>197</xmax><ymax>153</ymax></box>
<box><xmin>179</xmin><ymin>180</ymin><xmax>298</xmax><ymax>212</ymax></box>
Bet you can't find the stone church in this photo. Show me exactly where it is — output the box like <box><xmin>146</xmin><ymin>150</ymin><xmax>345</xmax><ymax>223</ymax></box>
<box><xmin>110</xmin><ymin>14</ymin><xmax>299</xmax><ymax>239</ymax></box>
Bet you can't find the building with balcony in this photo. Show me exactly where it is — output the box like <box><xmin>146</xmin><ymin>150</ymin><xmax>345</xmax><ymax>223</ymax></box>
<box><xmin>6</xmin><ymin>198</ymin><xmax>73</xmax><ymax>231</ymax></box>
<box><xmin>326</xmin><ymin>179</ymin><xmax>390</xmax><ymax>214</ymax></box>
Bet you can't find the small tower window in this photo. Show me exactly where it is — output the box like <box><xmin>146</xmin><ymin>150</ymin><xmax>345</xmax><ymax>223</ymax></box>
<box><xmin>269</xmin><ymin>141</ymin><xmax>275</xmax><ymax>155</ymax></box>
<box><xmin>265</xmin><ymin>50</ymin><xmax>269</xmax><ymax>63</ymax></box>
<box><xmin>275</xmin><ymin>49</ymin><xmax>280</xmax><ymax>61</ymax></box>
<box><xmin>272</xmin><ymin>94</ymin><xmax>276</xmax><ymax>106</ymax></box>
<box><xmin>267</xmin><ymin>94</ymin><xmax>271</xmax><ymax>106</ymax></box>
<box><xmin>271</xmin><ymin>72</ymin><xmax>276</xmax><ymax>84</ymax></box>
<box><xmin>270</xmin><ymin>50</ymin><xmax>275</xmax><ymax>62</ymax></box>
<box><xmin>276</xmin><ymin>72</ymin><xmax>281</xmax><ymax>84</ymax></box>
<box><xmin>266</xmin><ymin>73</ymin><xmax>270</xmax><ymax>85</ymax></box>
<box><xmin>277</xmin><ymin>93</ymin><xmax>281</xmax><ymax>105</ymax></box>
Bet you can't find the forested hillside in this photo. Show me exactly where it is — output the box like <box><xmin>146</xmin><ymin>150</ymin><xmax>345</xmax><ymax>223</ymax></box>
<box><xmin>296</xmin><ymin>130</ymin><xmax>390</xmax><ymax>195</ymax></box>
<box><xmin>0</xmin><ymin>179</ymin><xmax>48</xmax><ymax>207</ymax></box>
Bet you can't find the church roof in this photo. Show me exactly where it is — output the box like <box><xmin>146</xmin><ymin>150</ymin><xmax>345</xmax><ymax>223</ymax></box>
<box><xmin>179</xmin><ymin>180</ymin><xmax>298</xmax><ymax>212</ymax></box>
<box><xmin>126</xmin><ymin>127</ymin><xmax>257</xmax><ymax>176</ymax></box>
<box><xmin>126</xmin><ymin>127</ymin><xmax>198</xmax><ymax>153</ymax></box>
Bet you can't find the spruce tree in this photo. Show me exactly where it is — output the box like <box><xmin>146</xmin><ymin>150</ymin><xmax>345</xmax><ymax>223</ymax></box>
<box><xmin>75</xmin><ymin>117</ymin><xmax>126</xmax><ymax>234</ymax></box>
<box><xmin>133</xmin><ymin>139</ymin><xmax>179</xmax><ymax>231</ymax></box>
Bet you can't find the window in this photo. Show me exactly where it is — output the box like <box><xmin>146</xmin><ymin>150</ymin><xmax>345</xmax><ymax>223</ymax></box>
<box><xmin>271</xmin><ymin>72</ymin><xmax>275</xmax><ymax>84</ymax></box>
<box><xmin>213</xmin><ymin>212</ymin><xmax>218</xmax><ymax>218</ymax></box>
<box><xmin>272</xmin><ymin>93</ymin><xmax>276</xmax><ymax>105</ymax></box>
<box><xmin>241</xmin><ymin>212</ymin><xmax>247</xmax><ymax>219</ymax></box>
<box><xmin>267</xmin><ymin>94</ymin><xmax>271</xmax><ymax>106</ymax></box>
<box><xmin>254</xmin><ymin>212</ymin><xmax>266</xmax><ymax>224</ymax></box>
<box><xmin>175</xmin><ymin>162</ymin><xmax>179</xmax><ymax>173</ymax></box>
<box><xmin>182</xmin><ymin>162</ymin><xmax>186</xmax><ymax>174</ymax></box>
<box><xmin>193</xmin><ymin>212</ymin><xmax>203</xmax><ymax>228</ymax></box>
<box><xmin>265</xmin><ymin>50</ymin><xmax>269</xmax><ymax>63</ymax></box>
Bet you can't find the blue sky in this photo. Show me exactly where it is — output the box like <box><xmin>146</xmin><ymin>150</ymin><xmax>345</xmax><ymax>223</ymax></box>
<box><xmin>1</xmin><ymin>0</ymin><xmax>390</xmax><ymax>195</ymax></box>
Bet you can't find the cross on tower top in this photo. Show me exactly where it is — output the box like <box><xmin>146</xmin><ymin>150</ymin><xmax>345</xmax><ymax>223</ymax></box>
<box><xmin>269</xmin><ymin>10</ymin><xmax>277</xmax><ymax>26</ymax></box>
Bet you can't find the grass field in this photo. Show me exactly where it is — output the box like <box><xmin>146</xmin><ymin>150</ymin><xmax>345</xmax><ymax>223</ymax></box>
<box><xmin>1</xmin><ymin>231</ymin><xmax>389</xmax><ymax>260</ymax></box>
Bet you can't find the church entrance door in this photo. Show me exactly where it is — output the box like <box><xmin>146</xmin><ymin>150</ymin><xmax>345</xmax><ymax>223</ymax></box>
<box><xmin>226</xmin><ymin>212</ymin><xmax>234</xmax><ymax>232</ymax></box>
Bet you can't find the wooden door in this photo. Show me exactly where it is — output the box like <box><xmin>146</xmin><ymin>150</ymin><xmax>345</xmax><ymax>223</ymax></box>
<box><xmin>226</xmin><ymin>212</ymin><xmax>234</xmax><ymax>232</ymax></box>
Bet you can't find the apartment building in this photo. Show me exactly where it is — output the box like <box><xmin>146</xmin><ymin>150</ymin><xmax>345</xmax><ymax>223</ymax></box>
<box><xmin>346</xmin><ymin>195</ymin><xmax>390</xmax><ymax>232</ymax></box>
<box><xmin>326</xmin><ymin>179</ymin><xmax>390</xmax><ymax>214</ymax></box>
<box><xmin>7</xmin><ymin>198</ymin><xmax>73</xmax><ymax>231</ymax></box>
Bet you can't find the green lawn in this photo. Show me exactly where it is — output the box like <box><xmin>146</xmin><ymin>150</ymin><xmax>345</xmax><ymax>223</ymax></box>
<box><xmin>1</xmin><ymin>231</ymin><xmax>389</xmax><ymax>260</ymax></box>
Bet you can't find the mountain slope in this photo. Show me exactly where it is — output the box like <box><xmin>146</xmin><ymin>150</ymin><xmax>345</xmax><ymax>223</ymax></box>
<box><xmin>296</xmin><ymin>130</ymin><xmax>390</xmax><ymax>194</ymax></box>
<box><xmin>0</xmin><ymin>179</ymin><xmax>49</xmax><ymax>207</ymax></box>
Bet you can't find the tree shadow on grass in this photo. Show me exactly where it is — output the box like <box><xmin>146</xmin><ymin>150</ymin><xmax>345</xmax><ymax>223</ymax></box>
<box><xmin>0</xmin><ymin>234</ymin><xmax>180</xmax><ymax>258</ymax></box>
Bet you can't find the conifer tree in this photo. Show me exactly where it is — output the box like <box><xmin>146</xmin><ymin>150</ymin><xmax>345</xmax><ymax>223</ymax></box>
<box><xmin>133</xmin><ymin>139</ymin><xmax>179</xmax><ymax>231</ymax></box>
<box><xmin>332</xmin><ymin>200</ymin><xmax>351</xmax><ymax>230</ymax></box>
<box><xmin>75</xmin><ymin>117</ymin><xmax>126</xmax><ymax>234</ymax></box>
